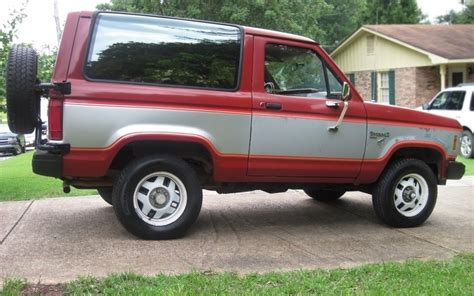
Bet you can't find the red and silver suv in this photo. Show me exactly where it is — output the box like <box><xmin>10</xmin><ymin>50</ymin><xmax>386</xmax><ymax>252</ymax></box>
<box><xmin>5</xmin><ymin>11</ymin><xmax>465</xmax><ymax>239</ymax></box>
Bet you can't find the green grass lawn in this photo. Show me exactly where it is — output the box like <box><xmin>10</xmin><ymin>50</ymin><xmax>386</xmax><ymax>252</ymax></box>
<box><xmin>0</xmin><ymin>151</ymin><xmax>472</xmax><ymax>202</ymax></box>
<box><xmin>458</xmin><ymin>157</ymin><xmax>474</xmax><ymax>176</ymax></box>
<box><xmin>0</xmin><ymin>152</ymin><xmax>96</xmax><ymax>201</ymax></box>
<box><xmin>2</xmin><ymin>254</ymin><xmax>473</xmax><ymax>295</ymax></box>
<box><xmin>0</xmin><ymin>112</ymin><xmax>6</xmax><ymax>123</ymax></box>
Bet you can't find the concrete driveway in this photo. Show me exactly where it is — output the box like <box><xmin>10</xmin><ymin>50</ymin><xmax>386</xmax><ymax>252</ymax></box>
<box><xmin>0</xmin><ymin>178</ymin><xmax>473</xmax><ymax>283</ymax></box>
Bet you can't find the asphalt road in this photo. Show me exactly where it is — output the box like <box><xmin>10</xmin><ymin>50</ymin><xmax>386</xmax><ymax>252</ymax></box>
<box><xmin>0</xmin><ymin>178</ymin><xmax>473</xmax><ymax>283</ymax></box>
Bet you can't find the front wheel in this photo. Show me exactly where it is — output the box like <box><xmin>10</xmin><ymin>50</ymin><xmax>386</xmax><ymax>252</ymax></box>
<box><xmin>372</xmin><ymin>158</ymin><xmax>437</xmax><ymax>228</ymax></box>
<box><xmin>112</xmin><ymin>156</ymin><xmax>202</xmax><ymax>240</ymax></box>
<box><xmin>460</xmin><ymin>130</ymin><xmax>473</xmax><ymax>159</ymax></box>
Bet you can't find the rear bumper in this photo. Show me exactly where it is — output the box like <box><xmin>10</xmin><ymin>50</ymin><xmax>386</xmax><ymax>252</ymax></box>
<box><xmin>32</xmin><ymin>143</ymin><xmax>70</xmax><ymax>178</ymax></box>
<box><xmin>32</xmin><ymin>150</ymin><xmax>63</xmax><ymax>177</ymax></box>
<box><xmin>446</xmin><ymin>161</ymin><xmax>465</xmax><ymax>180</ymax></box>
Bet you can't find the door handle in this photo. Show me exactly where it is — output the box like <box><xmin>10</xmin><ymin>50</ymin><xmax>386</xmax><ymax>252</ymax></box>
<box><xmin>262</xmin><ymin>102</ymin><xmax>282</xmax><ymax>110</ymax></box>
<box><xmin>328</xmin><ymin>101</ymin><xmax>349</xmax><ymax>132</ymax></box>
<box><xmin>326</xmin><ymin>101</ymin><xmax>340</xmax><ymax>108</ymax></box>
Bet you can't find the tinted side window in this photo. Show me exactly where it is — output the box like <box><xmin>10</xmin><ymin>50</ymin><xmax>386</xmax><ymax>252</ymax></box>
<box><xmin>471</xmin><ymin>92</ymin><xmax>474</xmax><ymax>111</ymax></box>
<box><xmin>85</xmin><ymin>13</ymin><xmax>241</xmax><ymax>90</ymax></box>
<box><xmin>264</xmin><ymin>44</ymin><xmax>341</xmax><ymax>98</ymax></box>
<box><xmin>430</xmin><ymin>91</ymin><xmax>465</xmax><ymax>110</ymax></box>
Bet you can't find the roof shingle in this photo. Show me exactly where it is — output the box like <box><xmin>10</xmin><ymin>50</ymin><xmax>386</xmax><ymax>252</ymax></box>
<box><xmin>364</xmin><ymin>24</ymin><xmax>474</xmax><ymax>60</ymax></box>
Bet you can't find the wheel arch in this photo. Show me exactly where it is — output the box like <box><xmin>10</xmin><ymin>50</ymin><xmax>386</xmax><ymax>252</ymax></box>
<box><xmin>64</xmin><ymin>133</ymin><xmax>220</xmax><ymax>180</ymax></box>
<box><xmin>386</xmin><ymin>147</ymin><xmax>443</xmax><ymax>181</ymax></box>
<box><xmin>111</xmin><ymin>139</ymin><xmax>214</xmax><ymax>182</ymax></box>
<box><xmin>358</xmin><ymin>141</ymin><xmax>449</xmax><ymax>185</ymax></box>
<box><xmin>107</xmin><ymin>134</ymin><xmax>216</xmax><ymax>182</ymax></box>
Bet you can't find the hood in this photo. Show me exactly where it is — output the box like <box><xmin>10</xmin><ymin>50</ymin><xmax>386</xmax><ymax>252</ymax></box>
<box><xmin>363</xmin><ymin>102</ymin><xmax>462</xmax><ymax>131</ymax></box>
<box><xmin>0</xmin><ymin>132</ymin><xmax>18</xmax><ymax>139</ymax></box>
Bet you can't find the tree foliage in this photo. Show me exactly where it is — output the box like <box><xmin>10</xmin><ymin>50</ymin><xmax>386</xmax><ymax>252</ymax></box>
<box><xmin>0</xmin><ymin>2</ymin><xmax>56</xmax><ymax>114</ymax></box>
<box><xmin>437</xmin><ymin>5</ymin><xmax>474</xmax><ymax>24</ymax></box>
<box><xmin>37</xmin><ymin>47</ymin><xmax>56</xmax><ymax>83</ymax></box>
<box><xmin>360</xmin><ymin>0</ymin><xmax>423</xmax><ymax>24</ymax></box>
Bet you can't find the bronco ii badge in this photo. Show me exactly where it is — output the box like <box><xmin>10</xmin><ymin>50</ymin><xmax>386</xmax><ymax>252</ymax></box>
<box><xmin>369</xmin><ymin>131</ymin><xmax>390</xmax><ymax>139</ymax></box>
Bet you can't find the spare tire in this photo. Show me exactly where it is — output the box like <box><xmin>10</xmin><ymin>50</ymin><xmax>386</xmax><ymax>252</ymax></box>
<box><xmin>6</xmin><ymin>45</ymin><xmax>40</xmax><ymax>134</ymax></box>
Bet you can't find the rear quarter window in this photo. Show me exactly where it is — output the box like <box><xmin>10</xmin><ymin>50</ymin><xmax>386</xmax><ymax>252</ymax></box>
<box><xmin>85</xmin><ymin>13</ymin><xmax>242</xmax><ymax>90</ymax></box>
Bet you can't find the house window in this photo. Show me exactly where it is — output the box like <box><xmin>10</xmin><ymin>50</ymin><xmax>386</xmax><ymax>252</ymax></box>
<box><xmin>371</xmin><ymin>70</ymin><xmax>395</xmax><ymax>105</ymax></box>
<box><xmin>347</xmin><ymin>73</ymin><xmax>355</xmax><ymax>85</ymax></box>
<box><xmin>379</xmin><ymin>72</ymin><xmax>390</xmax><ymax>104</ymax></box>
<box><xmin>366</xmin><ymin>36</ymin><xmax>375</xmax><ymax>55</ymax></box>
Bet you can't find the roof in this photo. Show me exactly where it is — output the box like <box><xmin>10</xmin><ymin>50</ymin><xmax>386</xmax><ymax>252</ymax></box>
<box><xmin>364</xmin><ymin>24</ymin><xmax>474</xmax><ymax>60</ymax></box>
<box><xmin>332</xmin><ymin>24</ymin><xmax>474</xmax><ymax>62</ymax></box>
<box><xmin>243</xmin><ymin>27</ymin><xmax>316</xmax><ymax>44</ymax></box>
<box><xmin>78</xmin><ymin>11</ymin><xmax>316</xmax><ymax>44</ymax></box>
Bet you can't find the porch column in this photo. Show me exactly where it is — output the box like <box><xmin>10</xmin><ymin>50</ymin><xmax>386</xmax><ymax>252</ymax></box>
<box><xmin>440</xmin><ymin>64</ymin><xmax>446</xmax><ymax>90</ymax></box>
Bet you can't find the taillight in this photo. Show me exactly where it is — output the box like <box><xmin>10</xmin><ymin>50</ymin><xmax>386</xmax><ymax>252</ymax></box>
<box><xmin>48</xmin><ymin>92</ymin><xmax>64</xmax><ymax>140</ymax></box>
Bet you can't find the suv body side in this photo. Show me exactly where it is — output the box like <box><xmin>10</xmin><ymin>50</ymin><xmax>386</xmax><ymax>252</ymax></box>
<box><xmin>44</xmin><ymin>11</ymin><xmax>461</xmax><ymax>185</ymax></box>
<box><xmin>11</xmin><ymin>11</ymin><xmax>462</xmax><ymax>238</ymax></box>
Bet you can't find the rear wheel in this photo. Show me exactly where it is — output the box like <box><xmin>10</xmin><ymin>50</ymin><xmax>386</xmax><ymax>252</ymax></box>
<box><xmin>113</xmin><ymin>155</ymin><xmax>202</xmax><ymax>240</ymax></box>
<box><xmin>6</xmin><ymin>46</ymin><xmax>40</xmax><ymax>134</ymax></box>
<box><xmin>460</xmin><ymin>130</ymin><xmax>473</xmax><ymax>159</ymax></box>
<box><xmin>372</xmin><ymin>158</ymin><xmax>437</xmax><ymax>227</ymax></box>
<box><xmin>304</xmin><ymin>189</ymin><xmax>345</xmax><ymax>202</ymax></box>
<box><xmin>97</xmin><ymin>188</ymin><xmax>113</xmax><ymax>205</ymax></box>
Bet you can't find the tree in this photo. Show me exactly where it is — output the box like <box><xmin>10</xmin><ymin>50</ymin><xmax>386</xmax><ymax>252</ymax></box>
<box><xmin>319</xmin><ymin>0</ymin><xmax>366</xmax><ymax>51</ymax></box>
<box><xmin>437</xmin><ymin>5</ymin><xmax>474</xmax><ymax>24</ymax></box>
<box><xmin>360</xmin><ymin>0</ymin><xmax>423</xmax><ymax>24</ymax></box>
<box><xmin>36</xmin><ymin>46</ymin><xmax>56</xmax><ymax>83</ymax></box>
<box><xmin>0</xmin><ymin>3</ymin><xmax>28</xmax><ymax>113</ymax></box>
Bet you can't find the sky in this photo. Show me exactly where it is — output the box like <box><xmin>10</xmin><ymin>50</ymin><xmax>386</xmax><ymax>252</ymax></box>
<box><xmin>0</xmin><ymin>0</ymin><xmax>468</xmax><ymax>50</ymax></box>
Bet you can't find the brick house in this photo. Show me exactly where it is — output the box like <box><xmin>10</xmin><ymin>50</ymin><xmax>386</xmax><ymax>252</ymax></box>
<box><xmin>331</xmin><ymin>24</ymin><xmax>474</xmax><ymax>107</ymax></box>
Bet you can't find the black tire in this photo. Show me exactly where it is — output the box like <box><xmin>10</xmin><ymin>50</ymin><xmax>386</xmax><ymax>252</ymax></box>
<box><xmin>6</xmin><ymin>45</ymin><xmax>40</xmax><ymax>134</ymax></box>
<box><xmin>112</xmin><ymin>155</ymin><xmax>202</xmax><ymax>240</ymax></box>
<box><xmin>372</xmin><ymin>158</ymin><xmax>437</xmax><ymax>228</ymax></box>
<box><xmin>12</xmin><ymin>146</ymin><xmax>21</xmax><ymax>156</ymax></box>
<box><xmin>460</xmin><ymin>130</ymin><xmax>473</xmax><ymax>159</ymax></box>
<box><xmin>97</xmin><ymin>188</ymin><xmax>113</xmax><ymax>205</ymax></box>
<box><xmin>304</xmin><ymin>189</ymin><xmax>345</xmax><ymax>202</ymax></box>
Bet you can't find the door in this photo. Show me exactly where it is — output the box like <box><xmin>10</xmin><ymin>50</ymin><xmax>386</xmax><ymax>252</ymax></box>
<box><xmin>248</xmin><ymin>37</ymin><xmax>367</xmax><ymax>178</ymax></box>
<box><xmin>452</xmin><ymin>72</ymin><xmax>463</xmax><ymax>87</ymax></box>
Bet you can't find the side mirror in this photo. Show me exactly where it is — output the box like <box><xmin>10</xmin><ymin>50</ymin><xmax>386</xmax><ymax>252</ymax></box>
<box><xmin>341</xmin><ymin>82</ymin><xmax>350</xmax><ymax>101</ymax></box>
<box><xmin>422</xmin><ymin>103</ymin><xmax>429</xmax><ymax>110</ymax></box>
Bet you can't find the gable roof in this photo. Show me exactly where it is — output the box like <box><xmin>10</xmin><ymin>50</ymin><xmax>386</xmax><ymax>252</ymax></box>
<box><xmin>332</xmin><ymin>24</ymin><xmax>474</xmax><ymax>62</ymax></box>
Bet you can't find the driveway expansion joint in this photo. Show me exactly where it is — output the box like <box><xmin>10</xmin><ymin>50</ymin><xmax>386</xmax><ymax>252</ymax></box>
<box><xmin>0</xmin><ymin>200</ymin><xmax>34</xmax><ymax>245</ymax></box>
<box><xmin>395</xmin><ymin>229</ymin><xmax>461</xmax><ymax>254</ymax></box>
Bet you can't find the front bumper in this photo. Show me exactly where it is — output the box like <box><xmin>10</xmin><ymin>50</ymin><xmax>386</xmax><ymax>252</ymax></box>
<box><xmin>0</xmin><ymin>144</ymin><xmax>19</xmax><ymax>154</ymax></box>
<box><xmin>446</xmin><ymin>161</ymin><xmax>465</xmax><ymax>180</ymax></box>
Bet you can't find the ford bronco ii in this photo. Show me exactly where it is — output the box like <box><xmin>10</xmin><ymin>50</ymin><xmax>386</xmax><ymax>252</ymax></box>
<box><xmin>5</xmin><ymin>11</ymin><xmax>465</xmax><ymax>239</ymax></box>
